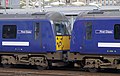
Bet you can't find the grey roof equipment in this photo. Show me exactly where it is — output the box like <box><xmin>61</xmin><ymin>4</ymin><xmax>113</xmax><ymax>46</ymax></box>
<box><xmin>0</xmin><ymin>12</ymin><xmax>68</xmax><ymax>21</ymax></box>
<box><xmin>77</xmin><ymin>10</ymin><xmax>120</xmax><ymax>18</ymax></box>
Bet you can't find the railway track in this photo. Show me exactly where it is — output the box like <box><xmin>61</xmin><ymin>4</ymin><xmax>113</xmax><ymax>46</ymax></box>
<box><xmin>0</xmin><ymin>66</ymin><xmax>119</xmax><ymax>76</ymax></box>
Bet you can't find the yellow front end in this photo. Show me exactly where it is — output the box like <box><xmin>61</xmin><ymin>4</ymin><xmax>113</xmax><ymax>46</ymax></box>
<box><xmin>56</xmin><ymin>36</ymin><xmax>70</xmax><ymax>51</ymax></box>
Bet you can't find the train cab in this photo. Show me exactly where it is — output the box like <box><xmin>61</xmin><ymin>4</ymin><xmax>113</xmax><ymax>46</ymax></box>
<box><xmin>69</xmin><ymin>10</ymin><xmax>120</xmax><ymax>72</ymax></box>
<box><xmin>46</xmin><ymin>12</ymin><xmax>71</xmax><ymax>51</ymax></box>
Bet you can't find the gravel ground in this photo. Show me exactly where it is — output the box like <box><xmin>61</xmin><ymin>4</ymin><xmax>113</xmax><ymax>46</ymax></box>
<box><xmin>0</xmin><ymin>66</ymin><xmax>119</xmax><ymax>76</ymax></box>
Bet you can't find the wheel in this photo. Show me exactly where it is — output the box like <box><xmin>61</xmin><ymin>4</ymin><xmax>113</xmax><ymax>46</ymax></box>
<box><xmin>48</xmin><ymin>61</ymin><xmax>52</xmax><ymax>69</ymax></box>
<box><xmin>65</xmin><ymin>62</ymin><xmax>74</xmax><ymax>68</ymax></box>
<box><xmin>88</xmin><ymin>68</ymin><xmax>98</xmax><ymax>72</ymax></box>
<box><xmin>36</xmin><ymin>65</ymin><xmax>47</xmax><ymax>70</ymax></box>
<box><xmin>3</xmin><ymin>64</ymin><xmax>12</xmax><ymax>68</ymax></box>
<box><xmin>68</xmin><ymin>62</ymin><xmax>74</xmax><ymax>68</ymax></box>
<box><xmin>36</xmin><ymin>59</ymin><xmax>48</xmax><ymax>70</ymax></box>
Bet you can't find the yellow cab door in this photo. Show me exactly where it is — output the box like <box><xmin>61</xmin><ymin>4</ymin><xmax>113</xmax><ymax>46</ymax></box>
<box><xmin>55</xmin><ymin>22</ymin><xmax>71</xmax><ymax>51</ymax></box>
<box><xmin>56</xmin><ymin>35</ymin><xmax>70</xmax><ymax>51</ymax></box>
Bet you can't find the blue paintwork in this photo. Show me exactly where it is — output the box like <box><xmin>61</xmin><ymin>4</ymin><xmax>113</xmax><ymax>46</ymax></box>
<box><xmin>70</xmin><ymin>18</ymin><xmax>120</xmax><ymax>55</ymax></box>
<box><xmin>0</xmin><ymin>19</ymin><xmax>56</xmax><ymax>53</ymax></box>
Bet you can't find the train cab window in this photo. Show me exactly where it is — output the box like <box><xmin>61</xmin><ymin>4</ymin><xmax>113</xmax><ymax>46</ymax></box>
<box><xmin>34</xmin><ymin>22</ymin><xmax>39</xmax><ymax>39</ymax></box>
<box><xmin>85</xmin><ymin>22</ymin><xmax>92</xmax><ymax>40</ymax></box>
<box><xmin>55</xmin><ymin>22</ymin><xmax>69</xmax><ymax>35</ymax></box>
<box><xmin>114</xmin><ymin>24</ymin><xmax>120</xmax><ymax>39</ymax></box>
<box><xmin>2</xmin><ymin>25</ymin><xmax>17</xmax><ymax>39</ymax></box>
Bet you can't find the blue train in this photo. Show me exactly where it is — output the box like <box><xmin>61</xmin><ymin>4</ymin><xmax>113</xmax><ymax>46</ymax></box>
<box><xmin>69</xmin><ymin>11</ymin><xmax>120</xmax><ymax>72</ymax></box>
<box><xmin>0</xmin><ymin>12</ymin><xmax>71</xmax><ymax>69</ymax></box>
<box><xmin>1</xmin><ymin>11</ymin><xmax>120</xmax><ymax>72</ymax></box>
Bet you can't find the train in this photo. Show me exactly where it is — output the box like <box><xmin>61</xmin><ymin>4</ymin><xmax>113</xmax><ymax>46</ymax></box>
<box><xmin>69</xmin><ymin>10</ymin><xmax>120</xmax><ymax>72</ymax></box>
<box><xmin>0</xmin><ymin>12</ymin><xmax>71</xmax><ymax>69</ymax></box>
<box><xmin>0</xmin><ymin>11</ymin><xmax>120</xmax><ymax>72</ymax></box>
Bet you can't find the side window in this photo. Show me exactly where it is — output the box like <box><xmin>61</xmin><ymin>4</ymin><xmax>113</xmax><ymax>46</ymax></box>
<box><xmin>35</xmin><ymin>22</ymin><xmax>39</xmax><ymax>39</ymax></box>
<box><xmin>114</xmin><ymin>24</ymin><xmax>120</xmax><ymax>39</ymax></box>
<box><xmin>55</xmin><ymin>23</ymin><xmax>65</xmax><ymax>35</ymax></box>
<box><xmin>55</xmin><ymin>22</ymin><xmax>69</xmax><ymax>35</ymax></box>
<box><xmin>2</xmin><ymin>25</ymin><xmax>17</xmax><ymax>39</ymax></box>
<box><xmin>85</xmin><ymin>22</ymin><xmax>92</xmax><ymax>40</ymax></box>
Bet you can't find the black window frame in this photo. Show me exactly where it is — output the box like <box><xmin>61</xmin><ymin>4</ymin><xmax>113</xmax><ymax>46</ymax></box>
<box><xmin>85</xmin><ymin>22</ymin><xmax>92</xmax><ymax>40</ymax></box>
<box><xmin>55</xmin><ymin>22</ymin><xmax>69</xmax><ymax>36</ymax></box>
<box><xmin>2</xmin><ymin>25</ymin><xmax>17</xmax><ymax>39</ymax></box>
<box><xmin>114</xmin><ymin>24</ymin><xmax>120</xmax><ymax>39</ymax></box>
<box><xmin>34</xmin><ymin>22</ymin><xmax>40</xmax><ymax>40</ymax></box>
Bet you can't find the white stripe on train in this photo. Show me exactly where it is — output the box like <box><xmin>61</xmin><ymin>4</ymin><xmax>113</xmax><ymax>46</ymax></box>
<box><xmin>98</xmin><ymin>42</ymin><xmax>120</xmax><ymax>47</ymax></box>
<box><xmin>2</xmin><ymin>41</ymin><xmax>29</xmax><ymax>46</ymax></box>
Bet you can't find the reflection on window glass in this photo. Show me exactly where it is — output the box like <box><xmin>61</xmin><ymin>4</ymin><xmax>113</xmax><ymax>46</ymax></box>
<box><xmin>114</xmin><ymin>24</ymin><xmax>120</xmax><ymax>39</ymax></box>
<box><xmin>35</xmin><ymin>23</ymin><xmax>39</xmax><ymax>39</ymax></box>
<box><xmin>86</xmin><ymin>22</ymin><xmax>92</xmax><ymax>40</ymax></box>
<box><xmin>2</xmin><ymin>25</ymin><xmax>17</xmax><ymax>39</ymax></box>
<box><xmin>55</xmin><ymin>22</ymin><xmax>69</xmax><ymax>35</ymax></box>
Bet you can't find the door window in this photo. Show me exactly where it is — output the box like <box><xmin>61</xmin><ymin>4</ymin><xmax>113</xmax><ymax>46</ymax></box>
<box><xmin>85</xmin><ymin>22</ymin><xmax>92</xmax><ymax>40</ymax></box>
<box><xmin>34</xmin><ymin>22</ymin><xmax>40</xmax><ymax>39</ymax></box>
<box><xmin>114</xmin><ymin>24</ymin><xmax>120</xmax><ymax>39</ymax></box>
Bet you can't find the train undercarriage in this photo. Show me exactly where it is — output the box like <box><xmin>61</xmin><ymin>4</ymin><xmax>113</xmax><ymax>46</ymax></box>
<box><xmin>68</xmin><ymin>52</ymin><xmax>120</xmax><ymax>72</ymax></box>
<box><xmin>1</xmin><ymin>52</ymin><xmax>120</xmax><ymax>72</ymax></box>
<box><xmin>0</xmin><ymin>53</ymin><xmax>48</xmax><ymax>70</ymax></box>
<box><xmin>0</xmin><ymin>52</ymin><xmax>68</xmax><ymax>70</ymax></box>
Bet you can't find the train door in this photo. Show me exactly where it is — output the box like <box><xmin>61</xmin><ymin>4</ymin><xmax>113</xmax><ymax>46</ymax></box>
<box><xmin>77</xmin><ymin>21</ymin><xmax>86</xmax><ymax>53</ymax></box>
<box><xmin>55</xmin><ymin>22</ymin><xmax>71</xmax><ymax>51</ymax></box>
<box><xmin>84</xmin><ymin>21</ymin><xmax>93</xmax><ymax>53</ymax></box>
<box><xmin>70</xmin><ymin>20</ymin><xmax>85</xmax><ymax>53</ymax></box>
<box><xmin>33</xmin><ymin>22</ymin><xmax>43</xmax><ymax>52</ymax></box>
<box><xmin>0</xmin><ymin>25</ymin><xmax>2</xmax><ymax>50</ymax></box>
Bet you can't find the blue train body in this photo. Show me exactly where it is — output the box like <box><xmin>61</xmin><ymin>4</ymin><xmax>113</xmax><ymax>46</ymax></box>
<box><xmin>2</xmin><ymin>10</ymin><xmax>120</xmax><ymax>71</ymax></box>
<box><xmin>0</xmin><ymin>12</ymin><xmax>71</xmax><ymax>69</ymax></box>
<box><xmin>71</xmin><ymin>14</ymin><xmax>120</xmax><ymax>55</ymax></box>
<box><xmin>0</xmin><ymin>19</ymin><xmax>56</xmax><ymax>53</ymax></box>
<box><xmin>69</xmin><ymin>11</ymin><xmax>120</xmax><ymax>71</ymax></box>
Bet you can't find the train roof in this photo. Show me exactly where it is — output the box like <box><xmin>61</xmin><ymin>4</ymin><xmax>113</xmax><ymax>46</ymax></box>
<box><xmin>77</xmin><ymin>10</ymin><xmax>120</xmax><ymax>19</ymax></box>
<box><xmin>0</xmin><ymin>12</ymin><xmax>68</xmax><ymax>21</ymax></box>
